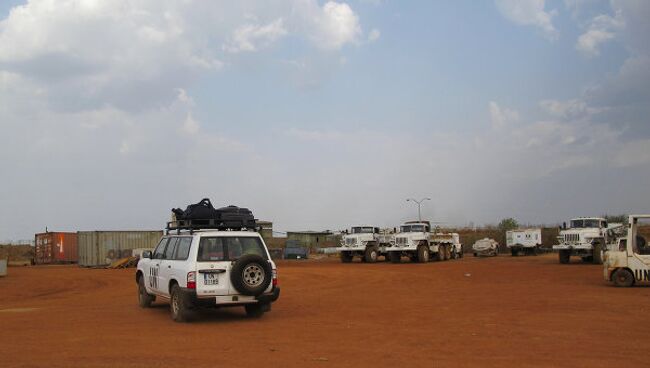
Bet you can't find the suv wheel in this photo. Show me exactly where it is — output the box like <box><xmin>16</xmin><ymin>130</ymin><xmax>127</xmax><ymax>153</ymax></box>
<box><xmin>245</xmin><ymin>303</ymin><xmax>267</xmax><ymax>318</ymax></box>
<box><xmin>137</xmin><ymin>276</ymin><xmax>155</xmax><ymax>308</ymax></box>
<box><xmin>230</xmin><ymin>254</ymin><xmax>273</xmax><ymax>296</ymax></box>
<box><xmin>612</xmin><ymin>269</ymin><xmax>634</xmax><ymax>287</ymax></box>
<box><xmin>170</xmin><ymin>284</ymin><xmax>190</xmax><ymax>323</ymax></box>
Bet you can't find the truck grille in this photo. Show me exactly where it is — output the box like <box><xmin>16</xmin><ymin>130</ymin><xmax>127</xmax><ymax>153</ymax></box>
<box><xmin>396</xmin><ymin>237</ymin><xmax>408</xmax><ymax>245</ymax></box>
<box><xmin>564</xmin><ymin>234</ymin><xmax>580</xmax><ymax>243</ymax></box>
<box><xmin>345</xmin><ymin>238</ymin><xmax>357</xmax><ymax>246</ymax></box>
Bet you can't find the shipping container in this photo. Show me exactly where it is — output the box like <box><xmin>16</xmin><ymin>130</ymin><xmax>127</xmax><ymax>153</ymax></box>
<box><xmin>78</xmin><ymin>231</ymin><xmax>163</xmax><ymax>267</ymax></box>
<box><xmin>34</xmin><ymin>232</ymin><xmax>78</xmax><ymax>265</ymax></box>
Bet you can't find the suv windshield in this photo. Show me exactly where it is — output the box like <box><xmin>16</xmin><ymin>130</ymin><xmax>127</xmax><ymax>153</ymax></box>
<box><xmin>570</xmin><ymin>219</ymin><xmax>600</xmax><ymax>228</ymax></box>
<box><xmin>401</xmin><ymin>225</ymin><xmax>426</xmax><ymax>233</ymax></box>
<box><xmin>197</xmin><ymin>236</ymin><xmax>267</xmax><ymax>262</ymax></box>
<box><xmin>351</xmin><ymin>227</ymin><xmax>374</xmax><ymax>234</ymax></box>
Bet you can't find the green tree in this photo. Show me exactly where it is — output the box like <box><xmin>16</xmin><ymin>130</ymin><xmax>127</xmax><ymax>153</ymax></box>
<box><xmin>498</xmin><ymin>218</ymin><xmax>519</xmax><ymax>232</ymax></box>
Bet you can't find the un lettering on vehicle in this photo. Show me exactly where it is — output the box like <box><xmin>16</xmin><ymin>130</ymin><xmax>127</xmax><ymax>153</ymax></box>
<box><xmin>149</xmin><ymin>267</ymin><xmax>158</xmax><ymax>289</ymax></box>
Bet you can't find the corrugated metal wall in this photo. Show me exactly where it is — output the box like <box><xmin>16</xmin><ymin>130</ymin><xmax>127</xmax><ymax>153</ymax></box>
<box><xmin>78</xmin><ymin>231</ymin><xmax>163</xmax><ymax>267</ymax></box>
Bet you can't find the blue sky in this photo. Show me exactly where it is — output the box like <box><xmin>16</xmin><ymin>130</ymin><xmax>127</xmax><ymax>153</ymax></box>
<box><xmin>1</xmin><ymin>1</ymin><xmax>649</xmax><ymax>240</ymax></box>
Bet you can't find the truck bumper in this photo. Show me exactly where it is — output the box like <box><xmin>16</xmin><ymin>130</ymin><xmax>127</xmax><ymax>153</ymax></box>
<box><xmin>553</xmin><ymin>244</ymin><xmax>593</xmax><ymax>251</ymax></box>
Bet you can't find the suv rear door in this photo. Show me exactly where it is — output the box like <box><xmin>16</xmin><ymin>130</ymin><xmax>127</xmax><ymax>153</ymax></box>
<box><xmin>195</xmin><ymin>235</ymin><xmax>272</xmax><ymax>297</ymax></box>
<box><xmin>195</xmin><ymin>236</ymin><xmax>232</xmax><ymax>297</ymax></box>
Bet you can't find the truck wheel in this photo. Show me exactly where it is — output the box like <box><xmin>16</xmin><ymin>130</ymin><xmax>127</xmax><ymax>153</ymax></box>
<box><xmin>437</xmin><ymin>248</ymin><xmax>445</xmax><ymax>261</ymax></box>
<box><xmin>245</xmin><ymin>303</ymin><xmax>267</xmax><ymax>318</ymax></box>
<box><xmin>384</xmin><ymin>253</ymin><xmax>392</xmax><ymax>262</ymax></box>
<box><xmin>340</xmin><ymin>251</ymin><xmax>353</xmax><ymax>263</ymax></box>
<box><xmin>510</xmin><ymin>248</ymin><xmax>517</xmax><ymax>257</ymax></box>
<box><xmin>389</xmin><ymin>252</ymin><xmax>401</xmax><ymax>264</ymax></box>
<box><xmin>137</xmin><ymin>276</ymin><xmax>154</xmax><ymax>308</ymax></box>
<box><xmin>592</xmin><ymin>243</ymin><xmax>603</xmax><ymax>264</ymax></box>
<box><xmin>559</xmin><ymin>250</ymin><xmax>570</xmax><ymax>264</ymax></box>
<box><xmin>444</xmin><ymin>245</ymin><xmax>451</xmax><ymax>260</ymax></box>
<box><xmin>612</xmin><ymin>269</ymin><xmax>634</xmax><ymax>287</ymax></box>
<box><xmin>170</xmin><ymin>284</ymin><xmax>191</xmax><ymax>323</ymax></box>
<box><xmin>417</xmin><ymin>245</ymin><xmax>429</xmax><ymax>263</ymax></box>
<box><xmin>364</xmin><ymin>246</ymin><xmax>379</xmax><ymax>263</ymax></box>
<box><xmin>473</xmin><ymin>253</ymin><xmax>477</xmax><ymax>257</ymax></box>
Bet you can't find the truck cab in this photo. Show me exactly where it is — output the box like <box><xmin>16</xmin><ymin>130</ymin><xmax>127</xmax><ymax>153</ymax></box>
<box><xmin>338</xmin><ymin>226</ymin><xmax>392</xmax><ymax>263</ymax></box>
<box><xmin>386</xmin><ymin>221</ymin><xmax>454</xmax><ymax>263</ymax></box>
<box><xmin>604</xmin><ymin>215</ymin><xmax>650</xmax><ymax>287</ymax></box>
<box><xmin>553</xmin><ymin>217</ymin><xmax>610</xmax><ymax>264</ymax></box>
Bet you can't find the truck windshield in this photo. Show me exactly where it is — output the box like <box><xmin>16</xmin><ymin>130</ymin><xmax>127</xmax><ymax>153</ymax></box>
<box><xmin>351</xmin><ymin>227</ymin><xmax>374</xmax><ymax>234</ymax></box>
<box><xmin>401</xmin><ymin>225</ymin><xmax>426</xmax><ymax>232</ymax></box>
<box><xmin>197</xmin><ymin>237</ymin><xmax>267</xmax><ymax>262</ymax></box>
<box><xmin>570</xmin><ymin>220</ymin><xmax>600</xmax><ymax>228</ymax></box>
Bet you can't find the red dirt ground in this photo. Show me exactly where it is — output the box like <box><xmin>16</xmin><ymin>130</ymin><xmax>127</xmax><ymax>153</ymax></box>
<box><xmin>1</xmin><ymin>254</ymin><xmax>649</xmax><ymax>368</ymax></box>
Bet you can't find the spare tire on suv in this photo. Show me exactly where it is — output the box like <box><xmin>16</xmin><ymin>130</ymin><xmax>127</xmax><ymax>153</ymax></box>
<box><xmin>230</xmin><ymin>254</ymin><xmax>272</xmax><ymax>296</ymax></box>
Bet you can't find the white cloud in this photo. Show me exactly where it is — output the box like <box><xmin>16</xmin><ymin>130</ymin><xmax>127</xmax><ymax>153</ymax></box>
<box><xmin>306</xmin><ymin>1</ymin><xmax>362</xmax><ymax>49</ymax></box>
<box><xmin>489</xmin><ymin>101</ymin><xmax>519</xmax><ymax>129</ymax></box>
<box><xmin>182</xmin><ymin>113</ymin><xmax>200</xmax><ymax>135</ymax></box>
<box><xmin>223</xmin><ymin>18</ymin><xmax>288</xmax><ymax>53</ymax></box>
<box><xmin>576</xmin><ymin>11</ymin><xmax>624</xmax><ymax>56</ymax></box>
<box><xmin>495</xmin><ymin>0</ymin><xmax>559</xmax><ymax>40</ymax></box>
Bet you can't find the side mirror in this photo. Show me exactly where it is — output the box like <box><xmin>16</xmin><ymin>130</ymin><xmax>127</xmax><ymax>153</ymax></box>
<box><xmin>142</xmin><ymin>251</ymin><xmax>152</xmax><ymax>259</ymax></box>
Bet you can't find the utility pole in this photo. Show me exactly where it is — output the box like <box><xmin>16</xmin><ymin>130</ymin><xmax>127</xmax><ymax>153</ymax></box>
<box><xmin>406</xmin><ymin>198</ymin><xmax>431</xmax><ymax>222</ymax></box>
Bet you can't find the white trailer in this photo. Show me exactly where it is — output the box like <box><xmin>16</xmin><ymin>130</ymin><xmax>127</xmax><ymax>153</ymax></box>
<box><xmin>604</xmin><ymin>215</ymin><xmax>650</xmax><ymax>287</ymax></box>
<box><xmin>337</xmin><ymin>226</ymin><xmax>394</xmax><ymax>263</ymax></box>
<box><xmin>385</xmin><ymin>221</ymin><xmax>461</xmax><ymax>263</ymax></box>
<box><xmin>506</xmin><ymin>228</ymin><xmax>542</xmax><ymax>256</ymax></box>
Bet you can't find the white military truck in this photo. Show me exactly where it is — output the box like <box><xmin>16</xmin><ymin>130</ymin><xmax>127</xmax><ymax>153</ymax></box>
<box><xmin>506</xmin><ymin>228</ymin><xmax>542</xmax><ymax>256</ymax></box>
<box><xmin>472</xmin><ymin>238</ymin><xmax>499</xmax><ymax>257</ymax></box>
<box><xmin>603</xmin><ymin>215</ymin><xmax>650</xmax><ymax>287</ymax></box>
<box><xmin>386</xmin><ymin>221</ymin><xmax>461</xmax><ymax>263</ymax></box>
<box><xmin>338</xmin><ymin>226</ymin><xmax>394</xmax><ymax>263</ymax></box>
<box><xmin>553</xmin><ymin>217</ymin><xmax>620</xmax><ymax>264</ymax></box>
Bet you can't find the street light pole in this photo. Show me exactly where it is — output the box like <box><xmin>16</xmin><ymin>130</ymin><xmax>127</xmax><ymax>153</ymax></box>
<box><xmin>406</xmin><ymin>197</ymin><xmax>431</xmax><ymax>222</ymax></box>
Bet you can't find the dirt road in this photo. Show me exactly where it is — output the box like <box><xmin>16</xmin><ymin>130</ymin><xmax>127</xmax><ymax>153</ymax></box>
<box><xmin>1</xmin><ymin>254</ymin><xmax>648</xmax><ymax>367</ymax></box>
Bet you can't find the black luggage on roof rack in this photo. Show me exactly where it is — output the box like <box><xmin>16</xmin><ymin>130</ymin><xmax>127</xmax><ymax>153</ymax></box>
<box><xmin>168</xmin><ymin>199</ymin><xmax>256</xmax><ymax>232</ymax></box>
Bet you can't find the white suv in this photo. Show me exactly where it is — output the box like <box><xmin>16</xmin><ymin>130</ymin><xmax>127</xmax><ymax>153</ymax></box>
<box><xmin>136</xmin><ymin>230</ymin><xmax>280</xmax><ymax>322</ymax></box>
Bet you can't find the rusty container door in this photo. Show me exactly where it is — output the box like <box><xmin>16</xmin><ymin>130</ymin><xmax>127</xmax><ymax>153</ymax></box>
<box><xmin>52</xmin><ymin>233</ymin><xmax>78</xmax><ymax>263</ymax></box>
<box><xmin>34</xmin><ymin>233</ymin><xmax>54</xmax><ymax>265</ymax></box>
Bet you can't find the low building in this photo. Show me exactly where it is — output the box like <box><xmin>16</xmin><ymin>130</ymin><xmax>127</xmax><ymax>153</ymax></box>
<box><xmin>286</xmin><ymin>231</ymin><xmax>338</xmax><ymax>249</ymax></box>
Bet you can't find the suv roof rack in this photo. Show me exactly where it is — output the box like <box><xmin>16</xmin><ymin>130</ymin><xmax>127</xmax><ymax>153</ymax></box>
<box><xmin>165</xmin><ymin>218</ymin><xmax>259</xmax><ymax>235</ymax></box>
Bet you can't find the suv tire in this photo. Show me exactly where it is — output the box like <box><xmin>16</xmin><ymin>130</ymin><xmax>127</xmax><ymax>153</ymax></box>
<box><xmin>230</xmin><ymin>254</ymin><xmax>272</xmax><ymax>296</ymax></box>
<box><xmin>137</xmin><ymin>276</ymin><xmax>155</xmax><ymax>308</ymax></box>
<box><xmin>245</xmin><ymin>303</ymin><xmax>268</xmax><ymax>318</ymax></box>
<box><xmin>170</xmin><ymin>284</ymin><xmax>191</xmax><ymax>323</ymax></box>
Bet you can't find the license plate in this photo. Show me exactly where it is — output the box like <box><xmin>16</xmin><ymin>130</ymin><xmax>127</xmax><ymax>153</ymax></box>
<box><xmin>204</xmin><ymin>273</ymin><xmax>219</xmax><ymax>285</ymax></box>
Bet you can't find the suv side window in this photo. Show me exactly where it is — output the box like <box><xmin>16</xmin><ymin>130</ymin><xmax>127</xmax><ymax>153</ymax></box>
<box><xmin>153</xmin><ymin>238</ymin><xmax>168</xmax><ymax>259</ymax></box>
<box><xmin>165</xmin><ymin>237</ymin><xmax>179</xmax><ymax>260</ymax></box>
<box><xmin>175</xmin><ymin>237</ymin><xmax>192</xmax><ymax>260</ymax></box>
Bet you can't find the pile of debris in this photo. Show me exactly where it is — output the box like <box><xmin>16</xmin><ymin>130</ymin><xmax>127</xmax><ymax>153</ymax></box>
<box><xmin>107</xmin><ymin>256</ymin><xmax>139</xmax><ymax>269</ymax></box>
